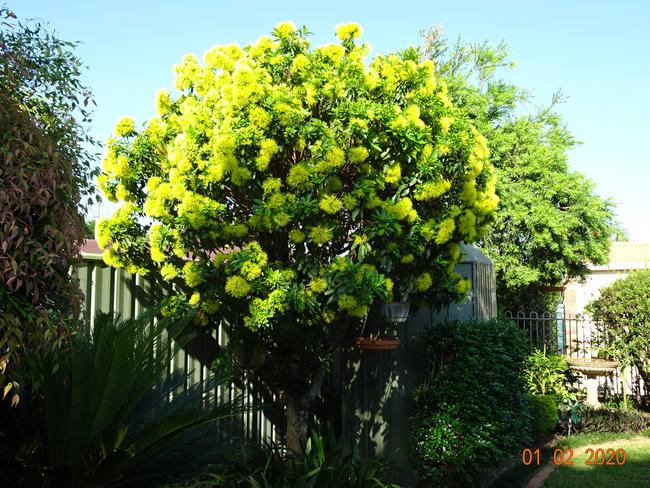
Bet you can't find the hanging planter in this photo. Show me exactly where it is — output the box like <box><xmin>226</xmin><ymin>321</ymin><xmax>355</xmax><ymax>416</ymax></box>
<box><xmin>355</xmin><ymin>336</ymin><xmax>400</xmax><ymax>350</ymax></box>
<box><xmin>382</xmin><ymin>301</ymin><xmax>411</xmax><ymax>324</ymax></box>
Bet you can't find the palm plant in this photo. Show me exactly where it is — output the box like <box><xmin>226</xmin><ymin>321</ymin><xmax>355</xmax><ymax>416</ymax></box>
<box><xmin>0</xmin><ymin>310</ymin><xmax>243</xmax><ymax>487</ymax></box>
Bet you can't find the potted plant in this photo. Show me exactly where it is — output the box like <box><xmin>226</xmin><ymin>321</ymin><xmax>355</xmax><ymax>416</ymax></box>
<box><xmin>382</xmin><ymin>301</ymin><xmax>411</xmax><ymax>324</ymax></box>
<box><xmin>355</xmin><ymin>303</ymin><xmax>408</xmax><ymax>350</ymax></box>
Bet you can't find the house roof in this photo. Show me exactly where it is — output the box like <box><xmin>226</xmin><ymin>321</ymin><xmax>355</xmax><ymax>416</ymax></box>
<box><xmin>591</xmin><ymin>242</ymin><xmax>650</xmax><ymax>271</ymax></box>
<box><xmin>81</xmin><ymin>239</ymin><xmax>103</xmax><ymax>259</ymax></box>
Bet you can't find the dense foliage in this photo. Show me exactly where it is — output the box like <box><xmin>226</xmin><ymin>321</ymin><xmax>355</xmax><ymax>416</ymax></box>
<box><xmin>529</xmin><ymin>394</ymin><xmax>558</xmax><ymax>437</ymax></box>
<box><xmin>525</xmin><ymin>349</ymin><xmax>579</xmax><ymax>406</ymax></box>
<box><xmin>423</xmin><ymin>31</ymin><xmax>618</xmax><ymax>309</ymax></box>
<box><xmin>573</xmin><ymin>404</ymin><xmax>650</xmax><ymax>434</ymax></box>
<box><xmin>0</xmin><ymin>311</ymin><xmax>242</xmax><ymax>488</ymax></box>
<box><xmin>0</xmin><ymin>7</ymin><xmax>99</xmax><ymax>208</ymax></box>
<box><xmin>0</xmin><ymin>7</ymin><xmax>98</xmax><ymax>399</ymax></box>
<box><xmin>409</xmin><ymin>319</ymin><xmax>531</xmax><ymax>486</ymax></box>
<box><xmin>586</xmin><ymin>270</ymin><xmax>650</xmax><ymax>387</ymax></box>
<box><xmin>178</xmin><ymin>425</ymin><xmax>398</xmax><ymax>488</ymax></box>
<box><xmin>95</xmin><ymin>22</ymin><xmax>498</xmax><ymax>451</ymax></box>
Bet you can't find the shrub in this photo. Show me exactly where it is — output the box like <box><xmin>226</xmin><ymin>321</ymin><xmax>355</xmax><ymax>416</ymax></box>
<box><xmin>573</xmin><ymin>404</ymin><xmax>650</xmax><ymax>434</ymax></box>
<box><xmin>1</xmin><ymin>7</ymin><xmax>97</xmax><ymax>399</ymax></box>
<box><xmin>409</xmin><ymin>319</ymin><xmax>531</xmax><ymax>487</ymax></box>
<box><xmin>525</xmin><ymin>349</ymin><xmax>579</xmax><ymax>406</ymax></box>
<box><xmin>586</xmin><ymin>270</ymin><xmax>650</xmax><ymax>387</ymax></box>
<box><xmin>529</xmin><ymin>394</ymin><xmax>558</xmax><ymax>437</ymax></box>
<box><xmin>174</xmin><ymin>425</ymin><xmax>399</xmax><ymax>488</ymax></box>
<box><xmin>0</xmin><ymin>310</ymin><xmax>242</xmax><ymax>487</ymax></box>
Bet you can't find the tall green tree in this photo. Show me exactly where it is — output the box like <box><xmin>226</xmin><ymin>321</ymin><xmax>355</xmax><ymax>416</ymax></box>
<box><xmin>96</xmin><ymin>22</ymin><xmax>498</xmax><ymax>453</ymax></box>
<box><xmin>423</xmin><ymin>30</ymin><xmax>618</xmax><ymax>310</ymax></box>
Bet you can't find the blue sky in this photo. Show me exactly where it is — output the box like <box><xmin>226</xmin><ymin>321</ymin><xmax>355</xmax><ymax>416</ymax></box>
<box><xmin>14</xmin><ymin>0</ymin><xmax>650</xmax><ymax>240</ymax></box>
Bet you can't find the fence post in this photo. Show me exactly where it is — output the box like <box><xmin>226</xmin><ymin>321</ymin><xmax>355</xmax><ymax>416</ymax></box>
<box><xmin>556</xmin><ymin>302</ymin><xmax>565</xmax><ymax>355</ymax></box>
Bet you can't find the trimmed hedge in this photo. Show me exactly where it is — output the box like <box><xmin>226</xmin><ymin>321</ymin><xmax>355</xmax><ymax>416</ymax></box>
<box><xmin>530</xmin><ymin>394</ymin><xmax>558</xmax><ymax>437</ymax></box>
<box><xmin>408</xmin><ymin>319</ymin><xmax>531</xmax><ymax>487</ymax></box>
<box><xmin>574</xmin><ymin>405</ymin><xmax>650</xmax><ymax>434</ymax></box>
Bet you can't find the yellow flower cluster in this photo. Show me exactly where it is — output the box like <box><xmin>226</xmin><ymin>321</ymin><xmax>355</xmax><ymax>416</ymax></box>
<box><xmin>241</xmin><ymin>261</ymin><xmax>262</xmax><ymax>280</ymax></box>
<box><xmin>457</xmin><ymin>277</ymin><xmax>472</xmax><ymax>294</ymax></box>
<box><xmin>262</xmin><ymin>177</ymin><xmax>282</xmax><ymax>194</ymax></box>
<box><xmin>387</xmin><ymin>197</ymin><xmax>418</xmax><ymax>222</ymax></box>
<box><xmin>114</xmin><ymin>117</ymin><xmax>135</xmax><ymax>137</ymax></box>
<box><xmin>415</xmin><ymin>179</ymin><xmax>452</xmax><ymax>201</ymax></box>
<box><xmin>256</xmin><ymin>139</ymin><xmax>279</xmax><ymax>171</ymax></box>
<box><xmin>436</xmin><ymin>218</ymin><xmax>456</xmax><ymax>245</ymax></box>
<box><xmin>287</xmin><ymin>165</ymin><xmax>310</xmax><ymax>187</ymax></box>
<box><xmin>384</xmin><ymin>164</ymin><xmax>401</xmax><ymax>184</ymax></box>
<box><xmin>289</xmin><ymin>229</ymin><xmax>306</xmax><ymax>243</ymax></box>
<box><xmin>225</xmin><ymin>275</ymin><xmax>251</xmax><ymax>298</ymax></box>
<box><xmin>415</xmin><ymin>272</ymin><xmax>432</xmax><ymax>292</ymax></box>
<box><xmin>183</xmin><ymin>261</ymin><xmax>204</xmax><ymax>287</ymax></box>
<box><xmin>156</xmin><ymin>89</ymin><xmax>173</xmax><ymax>116</ymax></box>
<box><xmin>177</xmin><ymin>193</ymin><xmax>225</xmax><ymax>230</ymax></box>
<box><xmin>338</xmin><ymin>294</ymin><xmax>357</xmax><ymax>310</ymax></box>
<box><xmin>458</xmin><ymin>210</ymin><xmax>477</xmax><ymax>240</ymax></box>
<box><xmin>335</xmin><ymin>22</ymin><xmax>363</xmax><ymax>41</ymax></box>
<box><xmin>349</xmin><ymin>146</ymin><xmax>369</xmax><ymax>163</ymax></box>
<box><xmin>161</xmin><ymin>263</ymin><xmax>178</xmax><ymax>281</ymax></box>
<box><xmin>309</xmin><ymin>277</ymin><xmax>328</xmax><ymax>293</ymax></box>
<box><xmin>274</xmin><ymin>21</ymin><xmax>297</xmax><ymax>40</ymax></box>
<box><xmin>309</xmin><ymin>225</ymin><xmax>333</xmax><ymax>245</ymax></box>
<box><xmin>319</xmin><ymin>194</ymin><xmax>343</xmax><ymax>214</ymax></box>
<box><xmin>148</xmin><ymin>223</ymin><xmax>167</xmax><ymax>262</ymax></box>
<box><xmin>95</xmin><ymin>219</ymin><xmax>111</xmax><ymax>249</ymax></box>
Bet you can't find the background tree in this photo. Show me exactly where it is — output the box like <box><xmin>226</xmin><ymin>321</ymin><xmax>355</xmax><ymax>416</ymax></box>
<box><xmin>96</xmin><ymin>22</ymin><xmax>498</xmax><ymax>453</ymax></box>
<box><xmin>0</xmin><ymin>7</ymin><xmax>100</xmax><ymax>210</ymax></box>
<box><xmin>0</xmin><ymin>8</ymin><xmax>95</xmax><ymax>399</ymax></box>
<box><xmin>423</xmin><ymin>29</ymin><xmax>619</xmax><ymax>310</ymax></box>
<box><xmin>586</xmin><ymin>270</ymin><xmax>650</xmax><ymax>392</ymax></box>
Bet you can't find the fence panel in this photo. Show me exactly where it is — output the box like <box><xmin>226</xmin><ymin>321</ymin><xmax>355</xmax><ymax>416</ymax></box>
<box><xmin>76</xmin><ymin>253</ymin><xmax>281</xmax><ymax>445</ymax></box>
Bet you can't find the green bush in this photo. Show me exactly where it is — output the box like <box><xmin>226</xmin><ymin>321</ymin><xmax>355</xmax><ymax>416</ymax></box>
<box><xmin>173</xmin><ymin>425</ymin><xmax>399</xmax><ymax>488</ymax></box>
<box><xmin>573</xmin><ymin>405</ymin><xmax>650</xmax><ymax>434</ymax></box>
<box><xmin>586</xmin><ymin>270</ymin><xmax>650</xmax><ymax>386</ymax></box>
<box><xmin>408</xmin><ymin>319</ymin><xmax>531</xmax><ymax>487</ymax></box>
<box><xmin>0</xmin><ymin>310</ymin><xmax>242</xmax><ymax>487</ymax></box>
<box><xmin>529</xmin><ymin>394</ymin><xmax>559</xmax><ymax>437</ymax></box>
<box><xmin>1</xmin><ymin>8</ymin><xmax>99</xmax><ymax>398</ymax></box>
<box><xmin>525</xmin><ymin>349</ymin><xmax>579</xmax><ymax>406</ymax></box>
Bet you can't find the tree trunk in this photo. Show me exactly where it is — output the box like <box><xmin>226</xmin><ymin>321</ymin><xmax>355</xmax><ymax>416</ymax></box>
<box><xmin>285</xmin><ymin>395</ymin><xmax>309</xmax><ymax>456</ymax></box>
<box><xmin>281</xmin><ymin>368</ymin><xmax>326</xmax><ymax>457</ymax></box>
<box><xmin>636</xmin><ymin>364</ymin><xmax>650</xmax><ymax>402</ymax></box>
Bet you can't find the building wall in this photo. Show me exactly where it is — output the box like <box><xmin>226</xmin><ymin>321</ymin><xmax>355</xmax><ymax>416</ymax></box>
<box><xmin>565</xmin><ymin>262</ymin><xmax>650</xmax><ymax>317</ymax></box>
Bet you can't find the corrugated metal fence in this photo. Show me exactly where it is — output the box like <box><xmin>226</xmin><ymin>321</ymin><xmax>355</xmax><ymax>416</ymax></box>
<box><xmin>75</xmin><ymin>251</ymin><xmax>282</xmax><ymax>445</ymax></box>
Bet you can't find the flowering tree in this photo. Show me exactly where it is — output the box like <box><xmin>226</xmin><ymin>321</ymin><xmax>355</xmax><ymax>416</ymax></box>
<box><xmin>96</xmin><ymin>22</ymin><xmax>498</xmax><ymax>453</ymax></box>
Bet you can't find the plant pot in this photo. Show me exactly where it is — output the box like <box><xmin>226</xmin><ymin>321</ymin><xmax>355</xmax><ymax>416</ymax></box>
<box><xmin>355</xmin><ymin>336</ymin><xmax>400</xmax><ymax>350</ymax></box>
<box><xmin>382</xmin><ymin>301</ymin><xmax>411</xmax><ymax>323</ymax></box>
